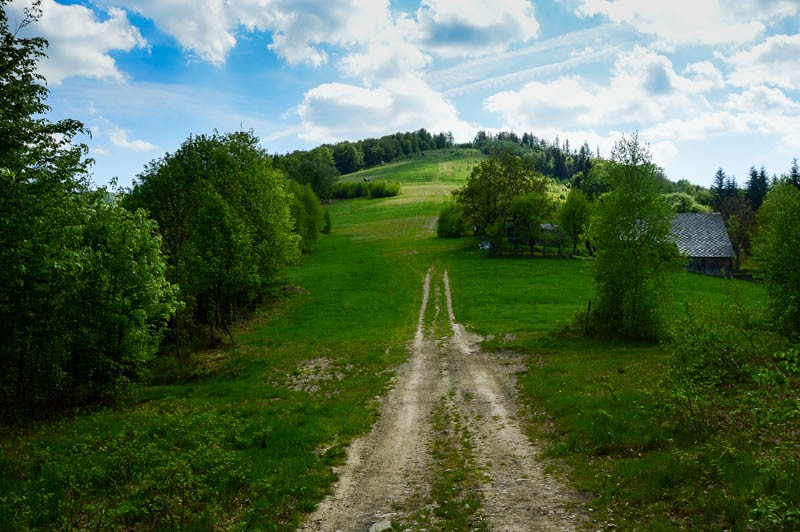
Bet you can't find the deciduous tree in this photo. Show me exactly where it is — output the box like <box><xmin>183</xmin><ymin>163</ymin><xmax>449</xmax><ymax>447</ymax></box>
<box><xmin>560</xmin><ymin>188</ymin><xmax>591</xmax><ymax>254</ymax></box>
<box><xmin>589</xmin><ymin>133</ymin><xmax>683</xmax><ymax>339</ymax></box>
<box><xmin>754</xmin><ymin>180</ymin><xmax>800</xmax><ymax>341</ymax></box>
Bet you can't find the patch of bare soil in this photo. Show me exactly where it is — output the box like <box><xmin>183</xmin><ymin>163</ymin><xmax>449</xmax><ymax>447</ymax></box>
<box><xmin>299</xmin><ymin>269</ymin><xmax>585</xmax><ymax>531</ymax></box>
<box><xmin>282</xmin><ymin>358</ymin><xmax>350</xmax><ymax>393</ymax></box>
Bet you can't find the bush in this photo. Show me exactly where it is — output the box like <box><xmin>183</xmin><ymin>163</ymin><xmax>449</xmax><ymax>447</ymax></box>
<box><xmin>288</xmin><ymin>181</ymin><xmax>325</xmax><ymax>253</ymax></box>
<box><xmin>331</xmin><ymin>180</ymin><xmax>400</xmax><ymax>199</ymax></box>
<box><xmin>367</xmin><ymin>180</ymin><xmax>400</xmax><ymax>198</ymax></box>
<box><xmin>322</xmin><ymin>209</ymin><xmax>332</xmax><ymax>234</ymax></box>
<box><xmin>436</xmin><ymin>202</ymin><xmax>465</xmax><ymax>238</ymax></box>
<box><xmin>661</xmin><ymin>301</ymin><xmax>769</xmax><ymax>428</ymax></box>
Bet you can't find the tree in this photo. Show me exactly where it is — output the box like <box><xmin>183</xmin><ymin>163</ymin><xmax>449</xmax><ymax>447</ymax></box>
<box><xmin>754</xmin><ymin>181</ymin><xmax>800</xmax><ymax>341</ymax></box>
<box><xmin>332</xmin><ymin>141</ymin><xmax>364</xmax><ymax>174</ymax></box>
<box><xmin>507</xmin><ymin>191</ymin><xmax>554</xmax><ymax>255</ymax></box>
<box><xmin>664</xmin><ymin>192</ymin><xmax>710</xmax><ymax>213</ymax></box>
<box><xmin>560</xmin><ymin>188</ymin><xmax>591</xmax><ymax>255</ymax></box>
<box><xmin>589</xmin><ymin>133</ymin><xmax>683</xmax><ymax>339</ymax></box>
<box><xmin>789</xmin><ymin>158</ymin><xmax>799</xmax><ymax>190</ymax></box>
<box><xmin>274</xmin><ymin>146</ymin><xmax>339</xmax><ymax>201</ymax></box>
<box><xmin>452</xmin><ymin>151</ymin><xmax>539</xmax><ymax>234</ymax></box>
<box><xmin>710</xmin><ymin>168</ymin><xmax>727</xmax><ymax>210</ymax></box>
<box><xmin>436</xmin><ymin>201</ymin><xmax>465</xmax><ymax>238</ymax></box>
<box><xmin>0</xmin><ymin>2</ymin><xmax>176</xmax><ymax>408</ymax></box>
<box><xmin>72</xmin><ymin>198</ymin><xmax>177</xmax><ymax>397</ymax></box>
<box><xmin>581</xmin><ymin>159</ymin><xmax>611</xmax><ymax>200</ymax></box>
<box><xmin>745</xmin><ymin>165</ymin><xmax>769</xmax><ymax>211</ymax></box>
<box><xmin>721</xmin><ymin>195</ymin><xmax>755</xmax><ymax>270</ymax></box>
<box><xmin>124</xmin><ymin>131</ymin><xmax>299</xmax><ymax>347</ymax></box>
<box><xmin>288</xmin><ymin>180</ymin><xmax>325</xmax><ymax>253</ymax></box>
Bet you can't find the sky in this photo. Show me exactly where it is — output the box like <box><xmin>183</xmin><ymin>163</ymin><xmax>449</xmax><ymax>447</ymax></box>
<box><xmin>7</xmin><ymin>0</ymin><xmax>800</xmax><ymax>188</ymax></box>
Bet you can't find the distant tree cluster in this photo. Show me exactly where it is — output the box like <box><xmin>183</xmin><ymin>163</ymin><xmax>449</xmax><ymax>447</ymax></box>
<box><xmin>448</xmin><ymin>152</ymin><xmax>576</xmax><ymax>256</ymax></box>
<box><xmin>274</xmin><ymin>129</ymin><xmax>454</xmax><ymax>191</ymax></box>
<box><xmin>470</xmin><ymin>130</ymin><xmax>594</xmax><ymax>183</ymax></box>
<box><xmin>332</xmin><ymin>180</ymin><xmax>400</xmax><ymax>199</ymax></box>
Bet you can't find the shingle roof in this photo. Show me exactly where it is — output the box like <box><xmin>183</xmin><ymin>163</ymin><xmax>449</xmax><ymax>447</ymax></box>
<box><xmin>671</xmin><ymin>212</ymin><xmax>735</xmax><ymax>258</ymax></box>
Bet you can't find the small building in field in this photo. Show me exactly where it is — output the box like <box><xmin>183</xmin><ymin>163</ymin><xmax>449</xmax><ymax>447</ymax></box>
<box><xmin>671</xmin><ymin>212</ymin><xmax>734</xmax><ymax>276</ymax></box>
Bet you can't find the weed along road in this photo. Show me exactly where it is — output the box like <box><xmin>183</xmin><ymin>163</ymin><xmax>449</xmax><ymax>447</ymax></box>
<box><xmin>301</xmin><ymin>268</ymin><xmax>584</xmax><ymax>531</ymax></box>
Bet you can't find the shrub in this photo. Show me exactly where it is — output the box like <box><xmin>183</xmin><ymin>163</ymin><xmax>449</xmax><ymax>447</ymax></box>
<box><xmin>288</xmin><ymin>181</ymin><xmax>325</xmax><ymax>253</ymax></box>
<box><xmin>331</xmin><ymin>180</ymin><xmax>400</xmax><ymax>199</ymax></box>
<box><xmin>661</xmin><ymin>301</ymin><xmax>769</xmax><ymax>428</ymax></box>
<box><xmin>322</xmin><ymin>208</ymin><xmax>332</xmax><ymax>234</ymax></box>
<box><xmin>367</xmin><ymin>180</ymin><xmax>400</xmax><ymax>198</ymax></box>
<box><xmin>436</xmin><ymin>202</ymin><xmax>465</xmax><ymax>238</ymax></box>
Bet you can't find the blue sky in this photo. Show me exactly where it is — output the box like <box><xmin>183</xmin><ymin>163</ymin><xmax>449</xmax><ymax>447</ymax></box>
<box><xmin>8</xmin><ymin>0</ymin><xmax>800</xmax><ymax>188</ymax></box>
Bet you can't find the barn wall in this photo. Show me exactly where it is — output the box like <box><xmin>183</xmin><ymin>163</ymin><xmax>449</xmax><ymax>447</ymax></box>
<box><xmin>686</xmin><ymin>257</ymin><xmax>734</xmax><ymax>277</ymax></box>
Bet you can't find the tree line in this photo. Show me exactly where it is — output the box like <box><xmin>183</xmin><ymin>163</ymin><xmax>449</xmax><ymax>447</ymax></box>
<box><xmin>272</xmin><ymin>129</ymin><xmax>454</xmax><ymax>200</ymax></box>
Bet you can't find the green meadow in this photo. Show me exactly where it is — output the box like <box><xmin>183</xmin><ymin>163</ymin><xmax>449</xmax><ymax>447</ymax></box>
<box><xmin>2</xmin><ymin>149</ymin><xmax>789</xmax><ymax>530</ymax></box>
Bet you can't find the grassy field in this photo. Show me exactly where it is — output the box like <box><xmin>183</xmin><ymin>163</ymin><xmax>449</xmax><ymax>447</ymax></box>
<box><xmin>2</xmin><ymin>148</ymin><xmax>792</xmax><ymax>530</ymax></box>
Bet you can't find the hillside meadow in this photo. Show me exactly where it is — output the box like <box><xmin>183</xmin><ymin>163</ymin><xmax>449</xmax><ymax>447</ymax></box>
<box><xmin>1</xmin><ymin>149</ymin><xmax>789</xmax><ymax>530</ymax></box>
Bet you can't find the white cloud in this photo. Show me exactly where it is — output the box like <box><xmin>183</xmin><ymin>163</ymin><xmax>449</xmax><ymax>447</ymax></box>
<box><xmin>337</xmin><ymin>15</ymin><xmax>430</xmax><ymax>84</ymax></box>
<box><xmin>643</xmin><ymin>111</ymin><xmax>742</xmax><ymax>143</ymax></box>
<box><xmin>484</xmin><ymin>48</ymin><xmax>712</xmax><ymax>132</ymax></box>
<box><xmin>575</xmin><ymin>0</ymin><xmax>771</xmax><ymax>47</ymax></box>
<box><xmin>108</xmin><ymin>127</ymin><xmax>158</xmax><ymax>152</ymax></box>
<box><xmin>297</xmin><ymin>78</ymin><xmax>474</xmax><ymax>143</ymax></box>
<box><xmin>416</xmin><ymin>0</ymin><xmax>539</xmax><ymax>57</ymax></box>
<box><xmin>9</xmin><ymin>0</ymin><xmax>146</xmax><ymax>84</ymax></box>
<box><xmin>682</xmin><ymin>61</ymin><xmax>725</xmax><ymax>92</ymax></box>
<box><xmin>650</xmin><ymin>140</ymin><xmax>679</xmax><ymax>168</ymax></box>
<box><xmin>108</xmin><ymin>0</ymin><xmax>393</xmax><ymax>67</ymax></box>
<box><xmin>642</xmin><ymin>85</ymin><xmax>800</xmax><ymax>152</ymax></box>
<box><xmin>109</xmin><ymin>0</ymin><xmax>233</xmax><ymax>65</ymax></box>
<box><xmin>258</xmin><ymin>0</ymin><xmax>393</xmax><ymax>67</ymax></box>
<box><xmin>724</xmin><ymin>34</ymin><xmax>800</xmax><ymax>90</ymax></box>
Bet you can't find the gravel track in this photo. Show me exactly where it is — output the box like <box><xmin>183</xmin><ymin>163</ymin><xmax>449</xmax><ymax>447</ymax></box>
<box><xmin>300</xmin><ymin>269</ymin><xmax>584</xmax><ymax>531</ymax></box>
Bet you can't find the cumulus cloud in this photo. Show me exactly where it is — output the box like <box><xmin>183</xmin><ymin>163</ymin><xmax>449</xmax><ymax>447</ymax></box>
<box><xmin>416</xmin><ymin>0</ymin><xmax>539</xmax><ymax>57</ymax></box>
<box><xmin>107</xmin><ymin>0</ymin><xmax>392</xmax><ymax>66</ymax></box>
<box><xmin>575</xmin><ymin>0</ymin><xmax>769</xmax><ymax>47</ymax></box>
<box><xmin>484</xmin><ymin>47</ymin><xmax>713</xmax><ymax>132</ymax></box>
<box><xmin>297</xmin><ymin>78</ymin><xmax>473</xmax><ymax>144</ymax></box>
<box><xmin>642</xmin><ymin>85</ymin><xmax>800</xmax><ymax>153</ymax></box>
<box><xmin>108</xmin><ymin>127</ymin><xmax>158</xmax><ymax>152</ymax></box>
<box><xmin>111</xmin><ymin>0</ymin><xmax>231</xmax><ymax>64</ymax></box>
<box><xmin>724</xmin><ymin>34</ymin><xmax>800</xmax><ymax>90</ymax></box>
<box><xmin>8</xmin><ymin>0</ymin><xmax>146</xmax><ymax>84</ymax></box>
<box><xmin>682</xmin><ymin>61</ymin><xmax>725</xmax><ymax>92</ymax></box>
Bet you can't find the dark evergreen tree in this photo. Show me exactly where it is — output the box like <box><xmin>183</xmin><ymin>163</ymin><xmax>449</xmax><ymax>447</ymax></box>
<box><xmin>710</xmin><ymin>168</ymin><xmax>727</xmax><ymax>210</ymax></box>
<box><xmin>745</xmin><ymin>166</ymin><xmax>767</xmax><ymax>211</ymax></box>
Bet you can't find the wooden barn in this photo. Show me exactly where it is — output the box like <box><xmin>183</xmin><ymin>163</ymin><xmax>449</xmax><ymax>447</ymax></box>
<box><xmin>671</xmin><ymin>212</ymin><xmax>735</xmax><ymax>276</ymax></box>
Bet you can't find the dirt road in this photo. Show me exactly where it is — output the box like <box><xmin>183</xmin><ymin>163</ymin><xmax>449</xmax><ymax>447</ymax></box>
<box><xmin>301</xmin><ymin>269</ymin><xmax>584</xmax><ymax>531</ymax></box>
